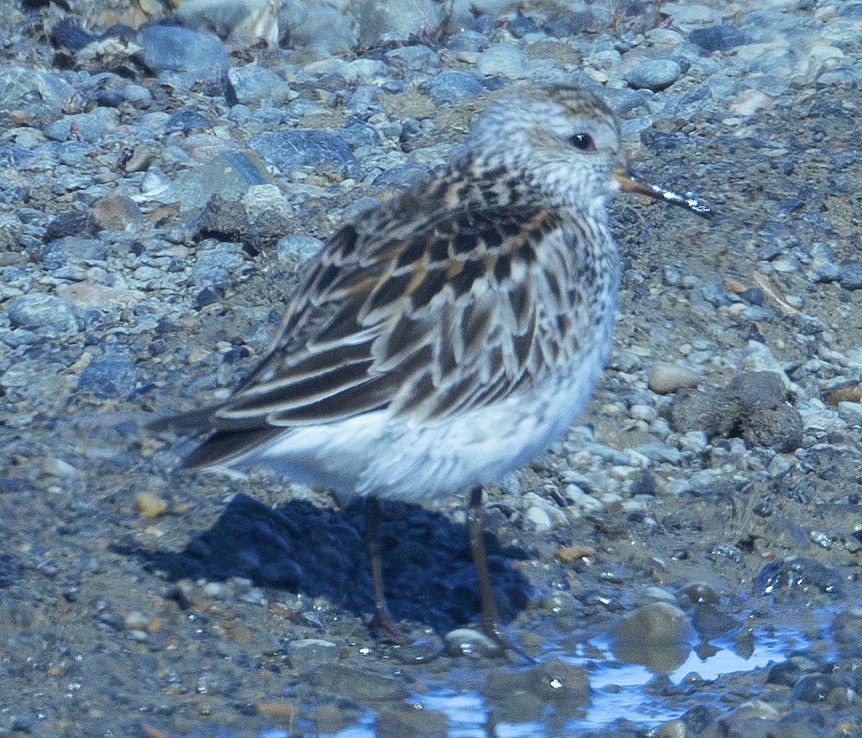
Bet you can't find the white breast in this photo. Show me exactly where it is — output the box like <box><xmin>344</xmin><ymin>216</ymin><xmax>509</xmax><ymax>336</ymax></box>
<box><xmin>243</xmin><ymin>333</ymin><xmax>613</xmax><ymax>503</ymax></box>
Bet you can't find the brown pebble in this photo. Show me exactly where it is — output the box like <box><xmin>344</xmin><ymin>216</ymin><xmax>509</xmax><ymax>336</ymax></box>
<box><xmin>648</xmin><ymin>363</ymin><xmax>700</xmax><ymax>394</ymax></box>
<box><xmin>135</xmin><ymin>492</ymin><xmax>168</xmax><ymax>517</ymax></box>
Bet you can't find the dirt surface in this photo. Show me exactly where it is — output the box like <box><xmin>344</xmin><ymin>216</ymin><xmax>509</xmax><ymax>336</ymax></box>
<box><xmin>2</xmin><ymin>1</ymin><xmax>862</xmax><ymax>737</ymax></box>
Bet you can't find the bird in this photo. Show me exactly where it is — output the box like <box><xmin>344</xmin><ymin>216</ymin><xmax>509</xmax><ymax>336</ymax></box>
<box><xmin>150</xmin><ymin>84</ymin><xmax>710</xmax><ymax>655</ymax></box>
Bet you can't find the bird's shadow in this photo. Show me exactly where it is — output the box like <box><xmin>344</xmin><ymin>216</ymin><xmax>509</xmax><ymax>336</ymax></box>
<box><xmin>124</xmin><ymin>493</ymin><xmax>531</xmax><ymax>633</ymax></box>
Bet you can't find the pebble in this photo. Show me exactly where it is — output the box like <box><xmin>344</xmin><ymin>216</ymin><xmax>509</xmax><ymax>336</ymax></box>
<box><xmin>287</xmin><ymin>638</ymin><xmax>340</xmax><ymax>672</ymax></box>
<box><xmin>277</xmin><ymin>235</ymin><xmax>324</xmax><ymax>263</ymax></box>
<box><xmin>612</xmin><ymin>601</ymin><xmax>694</xmax><ymax>672</ymax></box>
<box><xmin>0</xmin><ymin>66</ymin><xmax>72</xmax><ymax>119</ymax></box>
<box><xmin>249</xmin><ymin>129</ymin><xmax>359</xmax><ymax>178</ymax></box>
<box><xmin>135</xmin><ymin>492</ymin><xmax>169</xmax><ymax>518</ymax></box>
<box><xmin>421</xmin><ymin>70</ymin><xmax>484</xmax><ymax>105</ymax></box>
<box><xmin>649</xmin><ymin>363</ymin><xmax>701</xmax><ymax>394</ymax></box>
<box><xmin>443</xmin><ymin>627</ymin><xmax>503</xmax><ymax>658</ymax></box>
<box><xmin>6</xmin><ymin>294</ymin><xmax>81</xmax><ymax>334</ymax></box>
<box><xmin>137</xmin><ymin>25</ymin><xmax>229</xmax><ymax>76</ymax></box>
<box><xmin>689</xmin><ymin>25</ymin><xmax>751</xmax><ymax>52</ymax></box>
<box><xmin>624</xmin><ymin>59</ymin><xmax>683</xmax><ymax>91</ymax></box>
<box><xmin>475</xmin><ymin>43</ymin><xmax>529</xmax><ymax>79</ymax></box>
<box><xmin>309</xmin><ymin>663</ymin><xmax>407</xmax><ymax>702</ymax></box>
<box><xmin>77</xmin><ymin>356</ymin><xmax>139</xmax><ymax>398</ymax></box>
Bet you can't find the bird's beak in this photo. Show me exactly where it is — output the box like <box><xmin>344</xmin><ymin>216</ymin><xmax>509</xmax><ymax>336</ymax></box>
<box><xmin>613</xmin><ymin>167</ymin><xmax>713</xmax><ymax>219</ymax></box>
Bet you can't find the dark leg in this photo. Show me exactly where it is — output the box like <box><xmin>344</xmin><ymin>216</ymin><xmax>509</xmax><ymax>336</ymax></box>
<box><xmin>365</xmin><ymin>496</ymin><xmax>405</xmax><ymax>642</ymax></box>
<box><xmin>467</xmin><ymin>487</ymin><xmax>503</xmax><ymax>639</ymax></box>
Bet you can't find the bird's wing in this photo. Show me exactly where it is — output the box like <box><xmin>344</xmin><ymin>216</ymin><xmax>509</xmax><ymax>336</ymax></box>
<box><xmin>153</xmin><ymin>202</ymin><xmax>581</xmax><ymax>457</ymax></box>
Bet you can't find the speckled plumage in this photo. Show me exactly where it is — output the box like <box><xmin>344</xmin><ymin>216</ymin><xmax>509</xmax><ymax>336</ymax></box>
<box><xmin>151</xmin><ymin>85</ymin><xmax>703</xmax><ymax>649</ymax></box>
<box><xmin>155</xmin><ymin>87</ymin><xmax>624</xmax><ymax>499</ymax></box>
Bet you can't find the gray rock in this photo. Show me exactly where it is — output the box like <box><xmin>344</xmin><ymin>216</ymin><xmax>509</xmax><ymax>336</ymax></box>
<box><xmin>838</xmin><ymin>259</ymin><xmax>862</xmax><ymax>290</ymax></box>
<box><xmin>138</xmin><ymin>25</ymin><xmax>229</xmax><ymax>75</ymax></box>
<box><xmin>757</xmin><ymin>556</ymin><xmax>844</xmax><ymax>597</ymax></box>
<box><xmin>692</xmin><ymin>603</ymin><xmax>740</xmax><ymax>638</ymax></box>
<box><xmin>689</xmin><ymin>25</ymin><xmax>750</xmax><ymax>52</ymax></box>
<box><xmin>44</xmin><ymin>107</ymin><xmax>118</xmax><ymax>142</ymax></box>
<box><xmin>164</xmin><ymin>109</ymin><xmax>212</xmax><ymax>134</ymax></box>
<box><xmin>341</xmin><ymin>121</ymin><xmax>380</xmax><ymax>149</ymax></box>
<box><xmin>7</xmin><ymin>294</ymin><xmax>81</xmax><ymax>334</ymax></box>
<box><xmin>277</xmin><ymin>235</ymin><xmax>323</xmax><ymax>263</ymax></box>
<box><xmin>420</xmin><ymin>71</ymin><xmax>483</xmax><ymax>105</ymax></box>
<box><xmin>372</xmin><ymin>163</ymin><xmax>431</xmax><ymax>189</ymax></box>
<box><xmin>0</xmin><ymin>66</ymin><xmax>73</xmax><ymax>120</ymax></box>
<box><xmin>612</xmin><ymin>601</ymin><xmax>694</xmax><ymax>672</ymax></box>
<box><xmin>485</xmin><ymin>658</ymin><xmax>589</xmax><ymax>721</ymax></box>
<box><xmin>476</xmin><ymin>43</ymin><xmax>529</xmax><ymax>79</ymax></box>
<box><xmin>309</xmin><ymin>663</ymin><xmax>407</xmax><ymax>702</ymax></box>
<box><xmin>42</xmin><ymin>237</ymin><xmax>107</xmax><ymax>269</ymax></box>
<box><xmin>191</xmin><ymin>245</ymin><xmax>247</xmax><ymax>287</ymax></box>
<box><xmin>77</xmin><ymin>357</ymin><xmax>139</xmax><ymax>399</ymax></box>
<box><xmin>649</xmin><ymin>363</ymin><xmax>701</xmax><ymax>394</ymax></box>
<box><xmin>249</xmin><ymin>129</ymin><xmax>359</xmax><ymax>178</ymax></box>
<box><xmin>443</xmin><ymin>627</ymin><xmax>503</xmax><ymax>658</ymax></box>
<box><xmin>287</xmin><ymin>638</ymin><xmax>340</xmax><ymax>672</ymax></box>
<box><xmin>384</xmin><ymin>45</ymin><xmax>440</xmax><ymax>71</ymax></box>
<box><xmin>228</xmin><ymin>64</ymin><xmax>294</xmax><ymax>106</ymax></box>
<box><xmin>285</xmin><ymin>6</ymin><xmax>356</xmax><ymax>57</ymax></box>
<box><xmin>447</xmin><ymin>30</ymin><xmax>487</xmax><ymax>52</ymax></box>
<box><xmin>625</xmin><ymin>59</ymin><xmax>683</xmax><ymax>91</ymax></box>
<box><xmin>170</xmin><ymin>151</ymin><xmax>272</xmax><ymax>212</ymax></box>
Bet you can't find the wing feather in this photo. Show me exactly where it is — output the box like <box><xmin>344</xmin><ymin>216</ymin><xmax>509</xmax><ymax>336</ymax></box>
<box><xmin>155</xmin><ymin>196</ymin><xmax>586</xmax><ymax>467</ymax></box>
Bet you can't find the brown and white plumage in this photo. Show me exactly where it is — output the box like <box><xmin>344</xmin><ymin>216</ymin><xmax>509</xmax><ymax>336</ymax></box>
<box><xmin>151</xmin><ymin>85</ymin><xmax>706</xmax><ymax>647</ymax></box>
<box><xmin>154</xmin><ymin>87</ymin><xmax>623</xmax><ymax>494</ymax></box>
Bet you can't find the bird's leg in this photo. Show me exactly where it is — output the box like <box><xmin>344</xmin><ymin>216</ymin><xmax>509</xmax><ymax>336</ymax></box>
<box><xmin>467</xmin><ymin>487</ymin><xmax>531</xmax><ymax>660</ymax></box>
<box><xmin>365</xmin><ymin>496</ymin><xmax>407</xmax><ymax>643</ymax></box>
<box><xmin>467</xmin><ymin>487</ymin><xmax>503</xmax><ymax>639</ymax></box>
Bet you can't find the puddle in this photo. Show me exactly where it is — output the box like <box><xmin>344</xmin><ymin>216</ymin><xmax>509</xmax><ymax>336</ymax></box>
<box><xmin>314</xmin><ymin>624</ymin><xmax>812</xmax><ymax>738</ymax></box>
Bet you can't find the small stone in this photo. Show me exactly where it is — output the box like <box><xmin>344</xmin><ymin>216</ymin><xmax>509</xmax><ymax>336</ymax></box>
<box><xmin>524</xmin><ymin>504</ymin><xmax>552</xmax><ymax>531</ymax></box>
<box><xmin>164</xmin><ymin>109</ymin><xmax>212</xmax><ymax>134</ymax></box>
<box><xmin>93</xmin><ymin>193</ymin><xmax>147</xmax><ymax>231</ymax></box>
<box><xmin>124</xmin><ymin>611</ymin><xmax>152</xmax><ymax>630</ymax></box>
<box><xmin>838</xmin><ymin>259</ymin><xmax>862</xmax><ymax>290</ymax></box>
<box><xmin>228</xmin><ymin>64</ymin><xmax>294</xmax><ymax>106</ymax></box>
<box><xmin>170</xmin><ymin>150</ymin><xmax>271</xmax><ymax>213</ymax></box>
<box><xmin>355</xmin><ymin>0</ymin><xmax>443</xmax><ymax>46</ymax></box>
<box><xmin>689</xmin><ymin>25</ymin><xmax>750</xmax><ymax>52</ymax></box>
<box><xmin>0</xmin><ymin>66</ymin><xmax>73</xmax><ymax>120</ymax></box>
<box><xmin>309</xmin><ymin>663</ymin><xmax>407</xmax><ymax>701</ymax></box>
<box><xmin>612</xmin><ymin>601</ymin><xmax>693</xmax><ymax>671</ymax></box>
<box><xmin>287</xmin><ymin>638</ymin><xmax>340</xmax><ymax>672</ymax></box>
<box><xmin>7</xmin><ymin>294</ymin><xmax>80</xmax><ymax>334</ymax></box>
<box><xmin>277</xmin><ymin>235</ymin><xmax>324</xmax><ymax>263</ymax></box>
<box><xmin>647</xmin><ymin>364</ymin><xmax>700</xmax><ymax>395</ymax></box>
<box><xmin>137</xmin><ymin>25</ymin><xmax>229</xmax><ymax>76</ymax></box>
<box><xmin>625</xmin><ymin>59</ymin><xmax>682</xmax><ymax>91</ymax></box>
<box><xmin>447</xmin><ymin>30</ymin><xmax>487</xmax><ymax>52</ymax></box>
<box><xmin>443</xmin><ymin>627</ymin><xmax>503</xmax><ymax>658</ymax></box>
<box><xmin>77</xmin><ymin>357</ymin><xmax>139</xmax><ymax>398</ymax></box>
<box><xmin>476</xmin><ymin>43</ymin><xmax>529</xmax><ymax>79</ymax></box>
<box><xmin>135</xmin><ymin>492</ymin><xmax>168</xmax><ymax>518</ymax></box>
<box><xmin>421</xmin><ymin>71</ymin><xmax>484</xmax><ymax>105</ymax></box>
<box><xmin>249</xmin><ymin>129</ymin><xmax>359</xmax><ymax>178</ymax></box>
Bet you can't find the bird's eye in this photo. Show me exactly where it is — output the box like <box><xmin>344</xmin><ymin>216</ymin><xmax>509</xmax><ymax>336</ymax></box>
<box><xmin>569</xmin><ymin>133</ymin><xmax>596</xmax><ymax>151</ymax></box>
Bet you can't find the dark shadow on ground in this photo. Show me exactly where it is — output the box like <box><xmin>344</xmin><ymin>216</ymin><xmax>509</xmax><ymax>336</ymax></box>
<box><xmin>120</xmin><ymin>493</ymin><xmax>531</xmax><ymax>633</ymax></box>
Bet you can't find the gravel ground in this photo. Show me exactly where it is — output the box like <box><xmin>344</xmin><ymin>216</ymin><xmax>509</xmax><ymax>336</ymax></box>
<box><xmin>2</xmin><ymin>0</ymin><xmax>862</xmax><ymax>736</ymax></box>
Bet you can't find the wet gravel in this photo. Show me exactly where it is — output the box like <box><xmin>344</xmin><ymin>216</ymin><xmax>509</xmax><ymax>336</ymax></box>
<box><xmin>2</xmin><ymin>0</ymin><xmax>862</xmax><ymax>736</ymax></box>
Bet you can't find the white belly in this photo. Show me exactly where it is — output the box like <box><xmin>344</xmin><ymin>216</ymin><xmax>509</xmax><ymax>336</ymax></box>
<box><xmin>241</xmin><ymin>340</ymin><xmax>610</xmax><ymax>502</ymax></box>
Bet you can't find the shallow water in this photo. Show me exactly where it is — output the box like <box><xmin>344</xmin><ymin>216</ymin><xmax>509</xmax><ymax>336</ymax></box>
<box><xmin>312</xmin><ymin>622</ymin><xmax>818</xmax><ymax>737</ymax></box>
